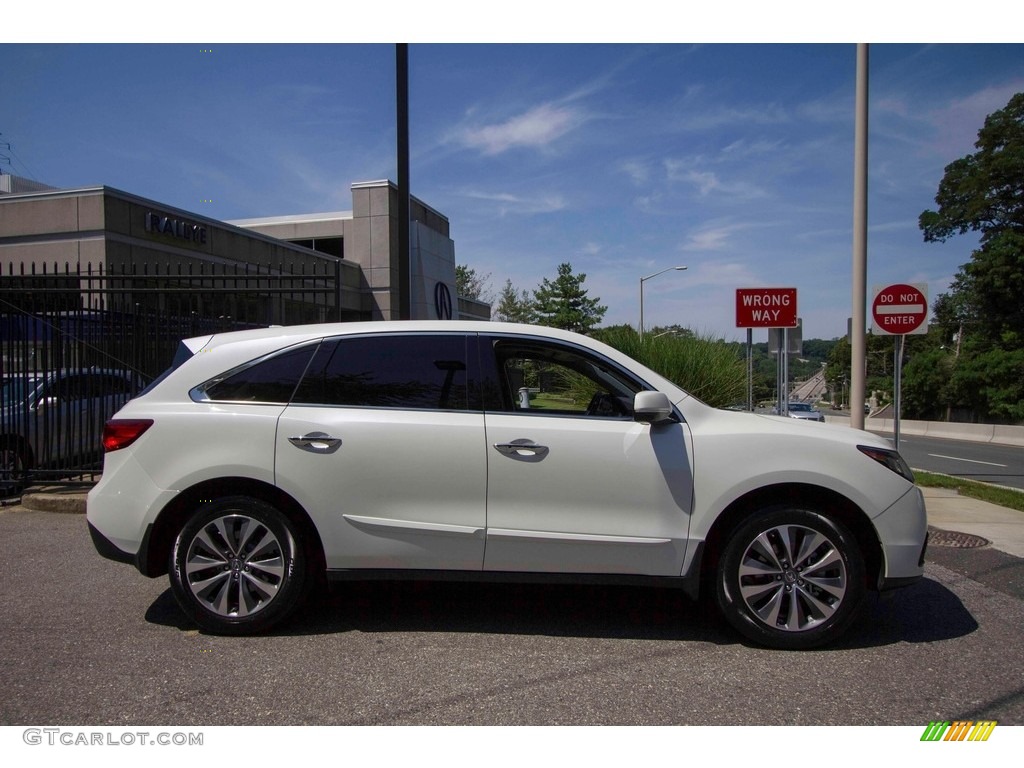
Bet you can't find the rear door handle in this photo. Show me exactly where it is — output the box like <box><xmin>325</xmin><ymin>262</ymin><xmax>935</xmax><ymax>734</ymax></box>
<box><xmin>288</xmin><ymin>432</ymin><xmax>342</xmax><ymax>454</ymax></box>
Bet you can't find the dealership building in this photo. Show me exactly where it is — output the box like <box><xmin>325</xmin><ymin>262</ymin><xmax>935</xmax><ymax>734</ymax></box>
<box><xmin>0</xmin><ymin>174</ymin><xmax>490</xmax><ymax>324</ymax></box>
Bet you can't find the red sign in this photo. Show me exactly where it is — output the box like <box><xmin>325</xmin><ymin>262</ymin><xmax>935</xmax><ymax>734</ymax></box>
<box><xmin>872</xmin><ymin>283</ymin><xmax>928</xmax><ymax>335</ymax></box>
<box><xmin>736</xmin><ymin>288</ymin><xmax>798</xmax><ymax>328</ymax></box>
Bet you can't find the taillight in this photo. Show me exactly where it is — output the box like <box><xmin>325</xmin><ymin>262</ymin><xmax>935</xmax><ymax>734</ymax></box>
<box><xmin>103</xmin><ymin>419</ymin><xmax>154</xmax><ymax>452</ymax></box>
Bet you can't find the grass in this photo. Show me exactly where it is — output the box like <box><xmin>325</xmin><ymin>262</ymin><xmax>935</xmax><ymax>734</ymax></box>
<box><xmin>528</xmin><ymin>392</ymin><xmax>579</xmax><ymax>411</ymax></box>
<box><xmin>915</xmin><ymin>470</ymin><xmax>1024</xmax><ymax>513</ymax></box>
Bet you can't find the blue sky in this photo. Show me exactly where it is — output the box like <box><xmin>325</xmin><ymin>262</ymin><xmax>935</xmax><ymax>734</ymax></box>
<box><xmin>4</xmin><ymin>12</ymin><xmax>1023</xmax><ymax>341</ymax></box>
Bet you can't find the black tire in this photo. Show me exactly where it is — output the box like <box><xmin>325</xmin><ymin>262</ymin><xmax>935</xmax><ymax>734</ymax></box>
<box><xmin>715</xmin><ymin>506</ymin><xmax>865</xmax><ymax>650</ymax></box>
<box><xmin>169</xmin><ymin>496</ymin><xmax>307</xmax><ymax>635</ymax></box>
<box><xmin>0</xmin><ymin>439</ymin><xmax>31</xmax><ymax>496</ymax></box>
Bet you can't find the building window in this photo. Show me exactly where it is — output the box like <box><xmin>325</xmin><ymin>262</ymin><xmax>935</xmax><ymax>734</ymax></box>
<box><xmin>291</xmin><ymin>237</ymin><xmax>343</xmax><ymax>259</ymax></box>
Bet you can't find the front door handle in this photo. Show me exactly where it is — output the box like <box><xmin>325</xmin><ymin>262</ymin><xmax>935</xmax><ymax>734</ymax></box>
<box><xmin>288</xmin><ymin>432</ymin><xmax>342</xmax><ymax>454</ymax></box>
<box><xmin>494</xmin><ymin>439</ymin><xmax>549</xmax><ymax>460</ymax></box>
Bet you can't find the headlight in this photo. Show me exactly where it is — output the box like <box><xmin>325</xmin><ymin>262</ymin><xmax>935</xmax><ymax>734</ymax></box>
<box><xmin>857</xmin><ymin>445</ymin><xmax>915</xmax><ymax>483</ymax></box>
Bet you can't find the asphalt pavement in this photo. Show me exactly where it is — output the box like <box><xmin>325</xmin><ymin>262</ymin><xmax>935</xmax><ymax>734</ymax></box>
<box><xmin>4</xmin><ymin>482</ymin><xmax>1023</xmax><ymax>727</ymax></box>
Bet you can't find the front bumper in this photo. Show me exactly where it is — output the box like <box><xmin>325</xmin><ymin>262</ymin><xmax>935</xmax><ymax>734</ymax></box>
<box><xmin>873</xmin><ymin>485</ymin><xmax>929</xmax><ymax>588</ymax></box>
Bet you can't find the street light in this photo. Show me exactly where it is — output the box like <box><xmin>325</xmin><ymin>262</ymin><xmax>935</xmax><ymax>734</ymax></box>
<box><xmin>639</xmin><ymin>266</ymin><xmax>687</xmax><ymax>338</ymax></box>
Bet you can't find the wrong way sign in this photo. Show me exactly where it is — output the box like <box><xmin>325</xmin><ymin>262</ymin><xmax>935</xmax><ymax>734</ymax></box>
<box><xmin>872</xmin><ymin>283</ymin><xmax>928</xmax><ymax>336</ymax></box>
<box><xmin>736</xmin><ymin>287</ymin><xmax>798</xmax><ymax>328</ymax></box>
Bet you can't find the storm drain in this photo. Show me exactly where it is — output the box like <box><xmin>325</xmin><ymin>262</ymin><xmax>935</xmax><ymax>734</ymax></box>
<box><xmin>928</xmin><ymin>526</ymin><xmax>991</xmax><ymax>549</ymax></box>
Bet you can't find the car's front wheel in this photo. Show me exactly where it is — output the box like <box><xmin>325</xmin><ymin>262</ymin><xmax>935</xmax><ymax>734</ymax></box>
<box><xmin>169</xmin><ymin>496</ymin><xmax>307</xmax><ymax>635</ymax></box>
<box><xmin>715</xmin><ymin>506</ymin><xmax>865</xmax><ymax>649</ymax></box>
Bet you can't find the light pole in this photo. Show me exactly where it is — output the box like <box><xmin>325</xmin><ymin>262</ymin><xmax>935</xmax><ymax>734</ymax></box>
<box><xmin>639</xmin><ymin>266</ymin><xmax>687</xmax><ymax>338</ymax></box>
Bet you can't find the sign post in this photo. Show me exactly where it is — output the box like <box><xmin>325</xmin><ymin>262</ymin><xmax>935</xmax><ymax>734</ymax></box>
<box><xmin>737</xmin><ymin>288</ymin><xmax>798</xmax><ymax>414</ymax></box>
<box><xmin>872</xmin><ymin>283</ymin><xmax>929</xmax><ymax>448</ymax></box>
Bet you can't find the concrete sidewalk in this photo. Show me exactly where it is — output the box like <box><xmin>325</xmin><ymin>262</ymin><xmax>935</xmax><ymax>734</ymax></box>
<box><xmin>13</xmin><ymin>483</ymin><xmax>1023</xmax><ymax>560</ymax></box>
<box><xmin>921</xmin><ymin>485</ymin><xmax>1024</xmax><ymax>559</ymax></box>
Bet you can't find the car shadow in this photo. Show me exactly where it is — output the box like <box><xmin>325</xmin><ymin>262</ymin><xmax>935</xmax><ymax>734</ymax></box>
<box><xmin>836</xmin><ymin>576</ymin><xmax>979</xmax><ymax>648</ymax></box>
<box><xmin>145</xmin><ymin>575</ymin><xmax>977</xmax><ymax>649</ymax></box>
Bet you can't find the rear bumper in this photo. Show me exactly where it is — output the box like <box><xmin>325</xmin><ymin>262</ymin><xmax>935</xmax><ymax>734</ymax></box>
<box><xmin>87</xmin><ymin>520</ymin><xmax>137</xmax><ymax>566</ymax></box>
<box><xmin>86</xmin><ymin>450</ymin><xmax>175</xmax><ymax>576</ymax></box>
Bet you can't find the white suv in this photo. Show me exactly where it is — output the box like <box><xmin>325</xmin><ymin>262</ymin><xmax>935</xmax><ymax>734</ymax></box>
<box><xmin>87</xmin><ymin>322</ymin><xmax>927</xmax><ymax>649</ymax></box>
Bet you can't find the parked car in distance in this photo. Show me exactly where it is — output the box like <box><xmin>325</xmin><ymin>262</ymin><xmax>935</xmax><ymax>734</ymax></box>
<box><xmin>785</xmin><ymin>402</ymin><xmax>825</xmax><ymax>422</ymax></box>
<box><xmin>87</xmin><ymin>322</ymin><xmax>927</xmax><ymax>649</ymax></box>
<box><xmin>1</xmin><ymin>368</ymin><xmax>144</xmax><ymax>492</ymax></box>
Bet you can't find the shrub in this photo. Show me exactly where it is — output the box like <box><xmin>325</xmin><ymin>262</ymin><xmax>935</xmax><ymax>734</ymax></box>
<box><xmin>595</xmin><ymin>327</ymin><xmax>746</xmax><ymax>409</ymax></box>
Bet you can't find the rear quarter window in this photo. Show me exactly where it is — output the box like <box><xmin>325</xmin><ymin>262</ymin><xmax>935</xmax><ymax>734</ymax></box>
<box><xmin>197</xmin><ymin>343</ymin><xmax>319</xmax><ymax>403</ymax></box>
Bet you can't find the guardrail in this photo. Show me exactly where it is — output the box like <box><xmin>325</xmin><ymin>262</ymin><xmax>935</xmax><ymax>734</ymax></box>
<box><xmin>824</xmin><ymin>415</ymin><xmax>1024</xmax><ymax>447</ymax></box>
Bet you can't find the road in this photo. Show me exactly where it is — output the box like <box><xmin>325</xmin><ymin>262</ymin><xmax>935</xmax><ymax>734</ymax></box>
<box><xmin>789</xmin><ymin>370</ymin><xmax>827</xmax><ymax>403</ymax></box>
<box><xmin>885</xmin><ymin>433</ymin><xmax>1024</xmax><ymax>490</ymax></box>
<box><xmin>817</xmin><ymin>408</ymin><xmax>1024</xmax><ymax>490</ymax></box>
<box><xmin>1</xmin><ymin>506</ymin><xmax>1022</xmax><ymax>728</ymax></box>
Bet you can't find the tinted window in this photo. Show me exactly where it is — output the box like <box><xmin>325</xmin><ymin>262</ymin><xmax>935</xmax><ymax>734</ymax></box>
<box><xmin>293</xmin><ymin>334</ymin><xmax>472</xmax><ymax>410</ymax></box>
<box><xmin>201</xmin><ymin>343</ymin><xmax>318</xmax><ymax>403</ymax></box>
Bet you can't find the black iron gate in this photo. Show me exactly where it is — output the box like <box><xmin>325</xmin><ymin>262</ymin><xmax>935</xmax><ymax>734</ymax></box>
<box><xmin>0</xmin><ymin>260</ymin><xmax>342</xmax><ymax>489</ymax></box>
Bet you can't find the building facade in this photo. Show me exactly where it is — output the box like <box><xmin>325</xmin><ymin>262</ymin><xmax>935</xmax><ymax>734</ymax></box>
<box><xmin>0</xmin><ymin>176</ymin><xmax>490</xmax><ymax>324</ymax></box>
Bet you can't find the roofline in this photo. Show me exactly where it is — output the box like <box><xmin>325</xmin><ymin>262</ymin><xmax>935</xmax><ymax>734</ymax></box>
<box><xmin>350</xmin><ymin>179</ymin><xmax>449</xmax><ymax>224</ymax></box>
<box><xmin>0</xmin><ymin>185</ymin><xmax>355</xmax><ymax>268</ymax></box>
<box><xmin>227</xmin><ymin>211</ymin><xmax>354</xmax><ymax>227</ymax></box>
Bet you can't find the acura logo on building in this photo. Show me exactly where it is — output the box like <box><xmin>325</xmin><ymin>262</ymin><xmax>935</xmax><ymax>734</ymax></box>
<box><xmin>434</xmin><ymin>282</ymin><xmax>453</xmax><ymax>320</ymax></box>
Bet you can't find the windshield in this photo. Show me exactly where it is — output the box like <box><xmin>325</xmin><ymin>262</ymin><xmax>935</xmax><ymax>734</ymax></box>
<box><xmin>789</xmin><ymin>403</ymin><xmax>811</xmax><ymax>411</ymax></box>
<box><xmin>1</xmin><ymin>377</ymin><xmax>41</xmax><ymax>406</ymax></box>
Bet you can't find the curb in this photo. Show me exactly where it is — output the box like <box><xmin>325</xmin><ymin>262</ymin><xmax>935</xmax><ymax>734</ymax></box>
<box><xmin>20</xmin><ymin>488</ymin><xmax>89</xmax><ymax>515</ymax></box>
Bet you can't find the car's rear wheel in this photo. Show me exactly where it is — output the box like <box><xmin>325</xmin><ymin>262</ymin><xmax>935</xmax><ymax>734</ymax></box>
<box><xmin>715</xmin><ymin>506</ymin><xmax>865</xmax><ymax>649</ymax></box>
<box><xmin>169</xmin><ymin>496</ymin><xmax>307</xmax><ymax>635</ymax></box>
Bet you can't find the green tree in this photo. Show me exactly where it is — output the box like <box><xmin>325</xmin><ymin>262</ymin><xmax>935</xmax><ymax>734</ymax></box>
<box><xmin>917</xmin><ymin>91</ymin><xmax>1024</xmax><ymax>422</ymax></box>
<box><xmin>455</xmin><ymin>264</ymin><xmax>492</xmax><ymax>303</ymax></box>
<box><xmin>901</xmin><ymin>347</ymin><xmax>954</xmax><ymax>421</ymax></box>
<box><xmin>493</xmin><ymin>278</ymin><xmax>535</xmax><ymax>324</ymax></box>
<box><xmin>824</xmin><ymin>334</ymin><xmax>896</xmax><ymax>409</ymax></box>
<box><xmin>532</xmin><ymin>262</ymin><xmax>607</xmax><ymax>334</ymax></box>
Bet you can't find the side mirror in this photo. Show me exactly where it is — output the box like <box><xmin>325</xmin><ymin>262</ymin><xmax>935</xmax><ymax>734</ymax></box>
<box><xmin>633</xmin><ymin>391</ymin><xmax>674</xmax><ymax>424</ymax></box>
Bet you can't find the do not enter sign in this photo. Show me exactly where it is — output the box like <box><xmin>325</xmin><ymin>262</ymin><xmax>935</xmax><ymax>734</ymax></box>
<box><xmin>872</xmin><ymin>283</ymin><xmax>929</xmax><ymax>335</ymax></box>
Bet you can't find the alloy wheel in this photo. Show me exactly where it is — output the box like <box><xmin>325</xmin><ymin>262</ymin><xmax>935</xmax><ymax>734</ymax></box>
<box><xmin>736</xmin><ymin>523</ymin><xmax>848</xmax><ymax>633</ymax></box>
<box><xmin>184</xmin><ymin>514</ymin><xmax>286</xmax><ymax>618</ymax></box>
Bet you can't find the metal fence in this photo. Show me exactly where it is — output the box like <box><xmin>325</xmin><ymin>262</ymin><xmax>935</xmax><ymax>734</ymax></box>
<box><xmin>1</xmin><ymin>260</ymin><xmax>342</xmax><ymax>489</ymax></box>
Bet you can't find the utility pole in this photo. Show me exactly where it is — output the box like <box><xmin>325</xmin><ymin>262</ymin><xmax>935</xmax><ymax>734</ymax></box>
<box><xmin>396</xmin><ymin>43</ymin><xmax>411</xmax><ymax>320</ymax></box>
<box><xmin>850</xmin><ymin>43</ymin><xmax>869</xmax><ymax>430</ymax></box>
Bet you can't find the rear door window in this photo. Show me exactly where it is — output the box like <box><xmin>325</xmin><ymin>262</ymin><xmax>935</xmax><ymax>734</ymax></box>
<box><xmin>293</xmin><ymin>334</ymin><xmax>477</xmax><ymax>411</ymax></box>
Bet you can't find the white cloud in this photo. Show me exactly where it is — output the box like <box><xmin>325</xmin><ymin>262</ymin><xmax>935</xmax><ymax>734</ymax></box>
<box><xmin>721</xmin><ymin>138</ymin><xmax>786</xmax><ymax>158</ymax></box>
<box><xmin>665</xmin><ymin>161</ymin><xmax>768</xmax><ymax>200</ymax></box>
<box><xmin>674</xmin><ymin>104</ymin><xmax>791</xmax><ymax>132</ymax></box>
<box><xmin>461</xmin><ymin>188</ymin><xmax>567</xmax><ymax>216</ymax></box>
<box><xmin>619</xmin><ymin>160</ymin><xmax>650</xmax><ymax>185</ymax></box>
<box><xmin>926</xmin><ymin>81</ymin><xmax>1024</xmax><ymax>157</ymax></box>
<box><xmin>681</xmin><ymin>225</ymin><xmax>737</xmax><ymax>252</ymax></box>
<box><xmin>459</xmin><ymin>103</ymin><xmax>585</xmax><ymax>155</ymax></box>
